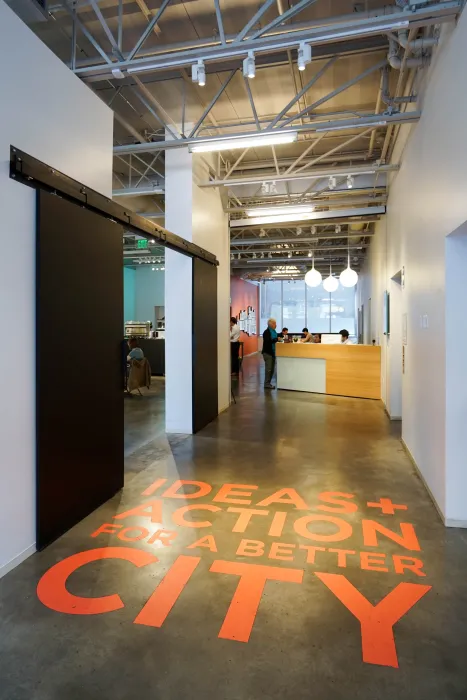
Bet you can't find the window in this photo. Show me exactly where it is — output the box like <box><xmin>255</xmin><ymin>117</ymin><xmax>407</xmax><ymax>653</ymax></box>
<box><xmin>330</xmin><ymin>285</ymin><xmax>356</xmax><ymax>335</ymax></box>
<box><xmin>306</xmin><ymin>287</ymin><xmax>332</xmax><ymax>333</ymax></box>
<box><xmin>282</xmin><ymin>280</ymin><xmax>306</xmax><ymax>331</ymax></box>
<box><xmin>259</xmin><ymin>280</ymin><xmax>357</xmax><ymax>335</ymax></box>
<box><xmin>260</xmin><ymin>280</ymin><xmax>282</xmax><ymax>331</ymax></box>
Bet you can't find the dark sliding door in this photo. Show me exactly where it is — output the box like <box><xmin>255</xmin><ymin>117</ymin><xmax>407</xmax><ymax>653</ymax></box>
<box><xmin>36</xmin><ymin>191</ymin><xmax>124</xmax><ymax>549</ymax></box>
<box><xmin>192</xmin><ymin>257</ymin><xmax>218</xmax><ymax>433</ymax></box>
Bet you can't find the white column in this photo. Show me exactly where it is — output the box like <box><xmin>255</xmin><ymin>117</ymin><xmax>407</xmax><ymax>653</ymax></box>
<box><xmin>164</xmin><ymin>144</ymin><xmax>230</xmax><ymax>433</ymax></box>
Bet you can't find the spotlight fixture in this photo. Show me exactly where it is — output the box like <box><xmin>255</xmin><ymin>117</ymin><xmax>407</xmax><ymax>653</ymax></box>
<box><xmin>261</xmin><ymin>181</ymin><xmax>269</xmax><ymax>195</ymax></box>
<box><xmin>347</xmin><ymin>174</ymin><xmax>354</xmax><ymax>189</ymax></box>
<box><xmin>311</xmin><ymin>225</ymin><xmax>317</xmax><ymax>235</ymax></box>
<box><xmin>260</xmin><ymin>252</ymin><xmax>265</xmax><ymax>259</ymax></box>
<box><xmin>268</xmin><ymin>252</ymin><xmax>272</xmax><ymax>258</ymax></box>
<box><xmin>296</xmin><ymin>227</ymin><xmax>302</xmax><ymax>236</ymax></box>
<box><xmin>152</xmin><ymin>267</ymin><xmax>155</xmax><ymax>271</ymax></box>
<box><xmin>297</xmin><ymin>42</ymin><xmax>312</xmax><ymax>71</ymax></box>
<box><xmin>335</xmin><ymin>224</ymin><xmax>341</xmax><ymax>234</ymax></box>
<box><xmin>243</xmin><ymin>51</ymin><xmax>256</xmax><ymax>79</ymax></box>
<box><xmin>252</xmin><ymin>252</ymin><xmax>257</xmax><ymax>259</ymax></box>
<box><xmin>328</xmin><ymin>176</ymin><xmax>337</xmax><ymax>190</ymax></box>
<box><xmin>308</xmin><ymin>251</ymin><xmax>312</xmax><ymax>258</ymax></box>
<box><xmin>230</xmin><ymin>253</ymin><xmax>234</xmax><ymax>260</ymax></box>
<box><xmin>259</xmin><ymin>228</ymin><xmax>267</xmax><ymax>237</ymax></box>
<box><xmin>288</xmin><ymin>252</ymin><xmax>292</xmax><ymax>259</ymax></box>
<box><xmin>192</xmin><ymin>59</ymin><xmax>206</xmax><ymax>87</ymax></box>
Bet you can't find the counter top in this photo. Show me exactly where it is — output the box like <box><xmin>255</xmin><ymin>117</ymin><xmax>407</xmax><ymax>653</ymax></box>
<box><xmin>276</xmin><ymin>343</ymin><xmax>381</xmax><ymax>400</ymax></box>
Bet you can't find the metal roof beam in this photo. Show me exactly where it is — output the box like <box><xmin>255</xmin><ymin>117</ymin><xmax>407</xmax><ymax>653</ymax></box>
<box><xmin>231</xmin><ymin>232</ymin><xmax>374</xmax><ymax>245</ymax></box>
<box><xmin>112</xmin><ymin>112</ymin><xmax>420</xmax><ymax>156</ymax></box>
<box><xmin>72</xmin><ymin>3</ymin><xmax>460</xmax><ymax>80</ymax></box>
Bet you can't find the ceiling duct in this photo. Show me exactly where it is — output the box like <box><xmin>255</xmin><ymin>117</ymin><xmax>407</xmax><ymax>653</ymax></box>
<box><xmin>5</xmin><ymin>0</ymin><xmax>49</xmax><ymax>23</ymax></box>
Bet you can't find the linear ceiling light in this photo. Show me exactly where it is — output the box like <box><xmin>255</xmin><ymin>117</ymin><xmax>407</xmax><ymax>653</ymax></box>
<box><xmin>231</xmin><ymin>206</ymin><xmax>385</xmax><ymax>227</ymax></box>
<box><xmin>189</xmin><ymin>131</ymin><xmax>298</xmax><ymax>153</ymax></box>
<box><xmin>246</xmin><ymin>205</ymin><xmax>314</xmax><ymax>217</ymax></box>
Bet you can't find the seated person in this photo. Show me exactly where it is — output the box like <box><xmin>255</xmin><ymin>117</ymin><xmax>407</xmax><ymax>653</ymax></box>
<box><xmin>300</xmin><ymin>327</ymin><xmax>313</xmax><ymax>343</ymax></box>
<box><xmin>278</xmin><ymin>327</ymin><xmax>289</xmax><ymax>340</ymax></box>
<box><xmin>340</xmin><ymin>329</ymin><xmax>353</xmax><ymax>345</ymax></box>
<box><xmin>127</xmin><ymin>337</ymin><xmax>144</xmax><ymax>361</ymax></box>
<box><xmin>313</xmin><ymin>333</ymin><xmax>321</xmax><ymax>344</ymax></box>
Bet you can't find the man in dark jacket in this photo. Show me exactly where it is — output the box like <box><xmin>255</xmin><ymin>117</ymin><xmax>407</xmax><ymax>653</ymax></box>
<box><xmin>262</xmin><ymin>318</ymin><xmax>278</xmax><ymax>389</ymax></box>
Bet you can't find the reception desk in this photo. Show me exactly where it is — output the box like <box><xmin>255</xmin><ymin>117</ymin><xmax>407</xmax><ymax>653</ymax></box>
<box><xmin>276</xmin><ymin>343</ymin><xmax>381</xmax><ymax>400</ymax></box>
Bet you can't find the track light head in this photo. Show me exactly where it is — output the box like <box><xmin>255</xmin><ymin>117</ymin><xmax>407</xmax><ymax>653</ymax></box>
<box><xmin>296</xmin><ymin>227</ymin><xmax>302</xmax><ymax>236</ymax></box>
<box><xmin>347</xmin><ymin>174</ymin><xmax>354</xmax><ymax>189</ymax></box>
<box><xmin>335</xmin><ymin>224</ymin><xmax>341</xmax><ymax>234</ymax></box>
<box><xmin>192</xmin><ymin>59</ymin><xmax>206</xmax><ymax>86</ymax></box>
<box><xmin>328</xmin><ymin>175</ymin><xmax>337</xmax><ymax>190</ymax></box>
<box><xmin>243</xmin><ymin>51</ymin><xmax>256</xmax><ymax>79</ymax></box>
<box><xmin>297</xmin><ymin>42</ymin><xmax>312</xmax><ymax>71</ymax></box>
<box><xmin>311</xmin><ymin>225</ymin><xmax>317</xmax><ymax>235</ymax></box>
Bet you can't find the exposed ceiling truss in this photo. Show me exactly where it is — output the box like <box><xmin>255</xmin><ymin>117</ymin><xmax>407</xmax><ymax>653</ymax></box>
<box><xmin>20</xmin><ymin>0</ymin><xmax>463</xmax><ymax>279</ymax></box>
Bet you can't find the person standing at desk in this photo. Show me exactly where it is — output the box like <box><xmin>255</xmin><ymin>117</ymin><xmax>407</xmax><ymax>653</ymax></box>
<box><xmin>262</xmin><ymin>318</ymin><xmax>278</xmax><ymax>389</ymax></box>
<box><xmin>230</xmin><ymin>316</ymin><xmax>240</xmax><ymax>375</ymax></box>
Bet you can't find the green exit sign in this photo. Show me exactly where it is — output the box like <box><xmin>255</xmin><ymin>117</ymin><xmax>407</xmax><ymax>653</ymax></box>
<box><xmin>137</xmin><ymin>239</ymin><xmax>148</xmax><ymax>249</ymax></box>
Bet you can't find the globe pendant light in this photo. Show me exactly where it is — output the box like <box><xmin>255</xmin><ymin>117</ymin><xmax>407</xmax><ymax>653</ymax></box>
<box><xmin>304</xmin><ymin>255</ymin><xmax>322</xmax><ymax>288</ymax></box>
<box><xmin>339</xmin><ymin>247</ymin><xmax>359</xmax><ymax>288</ymax></box>
<box><xmin>323</xmin><ymin>261</ymin><xmax>339</xmax><ymax>292</ymax></box>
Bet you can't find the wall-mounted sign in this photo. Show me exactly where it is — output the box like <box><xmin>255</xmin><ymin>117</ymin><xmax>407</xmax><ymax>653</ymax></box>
<box><xmin>137</xmin><ymin>239</ymin><xmax>148</xmax><ymax>249</ymax></box>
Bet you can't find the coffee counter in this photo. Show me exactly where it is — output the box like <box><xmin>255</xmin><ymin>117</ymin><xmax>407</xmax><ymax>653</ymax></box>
<box><xmin>275</xmin><ymin>343</ymin><xmax>381</xmax><ymax>400</ymax></box>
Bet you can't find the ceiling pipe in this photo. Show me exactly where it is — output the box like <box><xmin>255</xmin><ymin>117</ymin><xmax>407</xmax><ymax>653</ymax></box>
<box><xmin>381</xmin><ymin>66</ymin><xmax>416</xmax><ymax>105</ymax></box>
<box><xmin>387</xmin><ymin>37</ymin><xmax>430</xmax><ymax>69</ymax></box>
<box><xmin>396</xmin><ymin>28</ymin><xmax>438</xmax><ymax>51</ymax></box>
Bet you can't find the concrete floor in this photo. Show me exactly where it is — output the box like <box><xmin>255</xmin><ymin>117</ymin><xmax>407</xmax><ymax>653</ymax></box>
<box><xmin>1</xmin><ymin>356</ymin><xmax>467</xmax><ymax>699</ymax></box>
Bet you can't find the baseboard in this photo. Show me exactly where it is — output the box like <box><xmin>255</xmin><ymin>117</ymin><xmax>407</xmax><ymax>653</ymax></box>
<box><xmin>383</xmin><ymin>406</ymin><xmax>402</xmax><ymax>421</ymax></box>
<box><xmin>445</xmin><ymin>518</ymin><xmax>467</xmax><ymax>528</ymax></box>
<box><xmin>401</xmin><ymin>439</ymin><xmax>446</xmax><ymax>526</ymax></box>
<box><xmin>0</xmin><ymin>544</ymin><xmax>36</xmax><ymax>579</ymax></box>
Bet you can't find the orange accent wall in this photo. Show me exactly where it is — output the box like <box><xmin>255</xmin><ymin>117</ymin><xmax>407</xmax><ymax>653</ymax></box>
<box><xmin>230</xmin><ymin>277</ymin><xmax>259</xmax><ymax>355</ymax></box>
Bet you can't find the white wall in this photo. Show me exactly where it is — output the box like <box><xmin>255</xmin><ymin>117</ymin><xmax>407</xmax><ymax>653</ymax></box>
<box><xmin>192</xmin><ymin>155</ymin><xmax>230</xmax><ymax>415</ymax></box>
<box><xmin>360</xmin><ymin>13</ymin><xmax>467</xmax><ymax>523</ymax></box>
<box><xmin>135</xmin><ymin>267</ymin><xmax>165</xmax><ymax>324</ymax></box>
<box><xmin>165</xmin><ymin>144</ymin><xmax>230</xmax><ymax>433</ymax></box>
<box><xmin>0</xmin><ymin>0</ymin><xmax>113</xmax><ymax>576</ymax></box>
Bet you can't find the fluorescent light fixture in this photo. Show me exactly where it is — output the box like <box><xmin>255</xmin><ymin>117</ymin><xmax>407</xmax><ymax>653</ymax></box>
<box><xmin>246</xmin><ymin>204</ymin><xmax>314</xmax><ymax>217</ymax></box>
<box><xmin>316</xmin><ymin>120</ymin><xmax>387</xmax><ymax>133</ymax></box>
<box><xmin>243</xmin><ymin>51</ymin><xmax>255</xmax><ymax>79</ymax></box>
<box><xmin>297</xmin><ymin>42</ymin><xmax>312</xmax><ymax>71</ymax></box>
<box><xmin>190</xmin><ymin>130</ymin><xmax>297</xmax><ymax>153</ymax></box>
<box><xmin>231</xmin><ymin>206</ymin><xmax>385</xmax><ymax>227</ymax></box>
